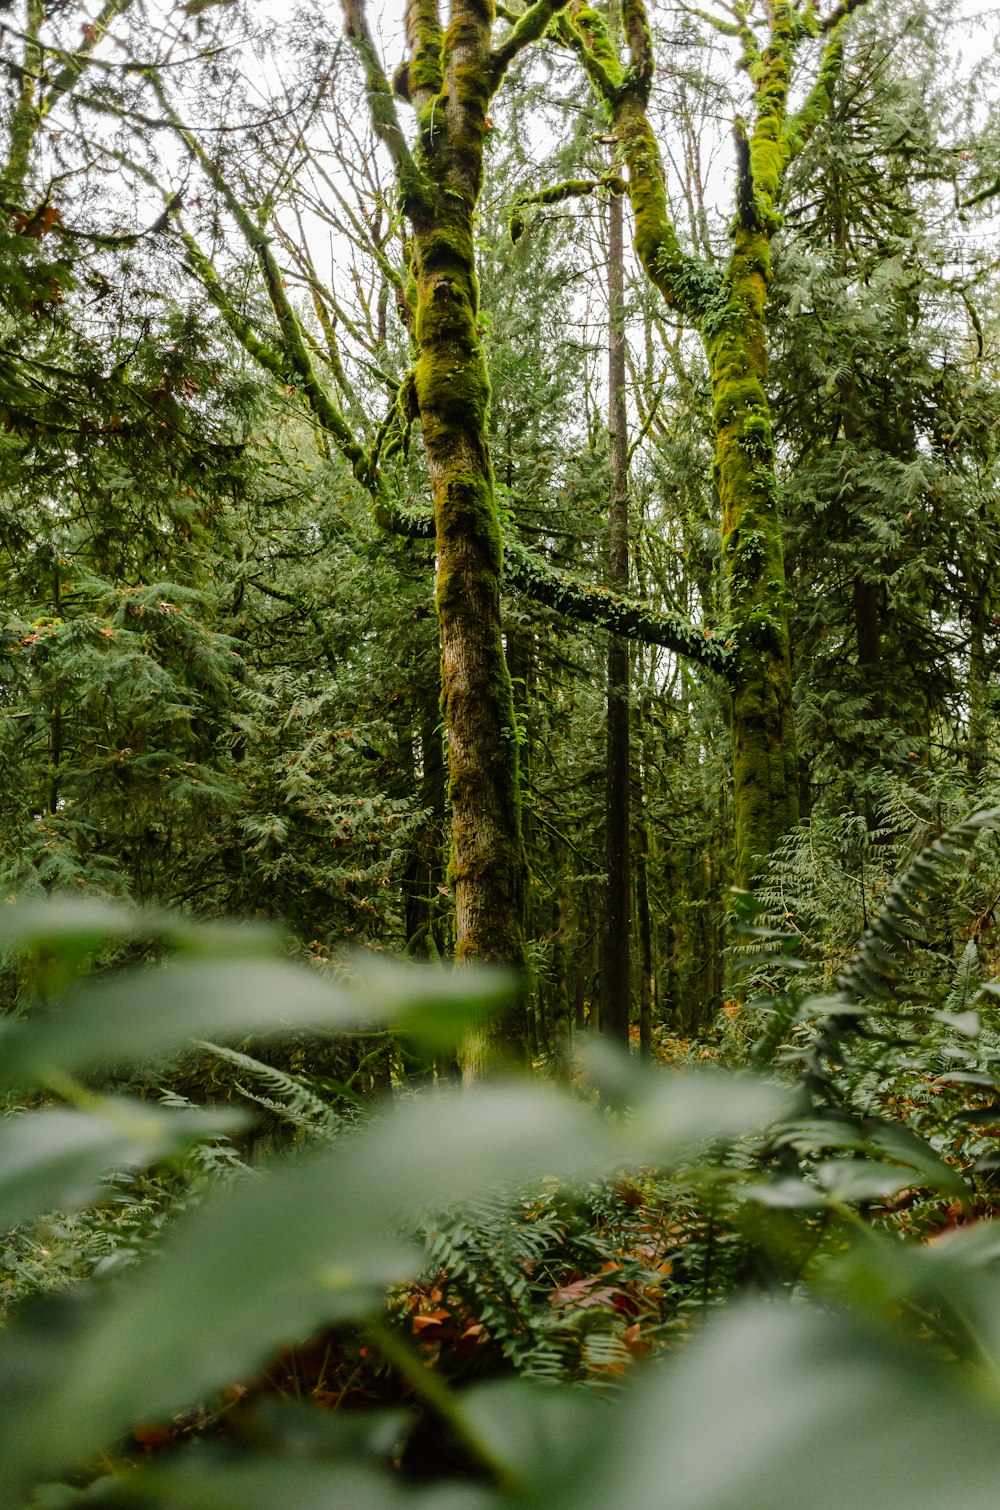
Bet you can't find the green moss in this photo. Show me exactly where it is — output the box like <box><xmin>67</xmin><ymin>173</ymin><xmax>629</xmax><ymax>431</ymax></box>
<box><xmin>568</xmin><ymin>3</ymin><xmax>625</xmax><ymax>99</ymax></box>
<box><xmin>749</xmin><ymin>134</ymin><xmax>784</xmax><ymax>200</ymax></box>
<box><xmin>706</xmin><ymin>234</ymin><xmax>799</xmax><ymax>883</ymax></box>
<box><xmin>408</xmin><ymin>0</ymin><xmax>445</xmax><ymax>99</ymax></box>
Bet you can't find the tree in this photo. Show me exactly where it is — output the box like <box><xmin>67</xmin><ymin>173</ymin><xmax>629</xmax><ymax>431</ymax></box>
<box><xmin>559</xmin><ymin>0</ymin><xmax>874</xmax><ymax>883</ymax></box>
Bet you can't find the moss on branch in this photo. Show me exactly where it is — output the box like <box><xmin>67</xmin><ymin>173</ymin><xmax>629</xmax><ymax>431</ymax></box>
<box><xmin>373</xmin><ymin>501</ymin><xmax>731</xmax><ymax>674</ymax></box>
<box><xmin>491</xmin><ymin>0</ymin><xmax>573</xmax><ymax>84</ymax></box>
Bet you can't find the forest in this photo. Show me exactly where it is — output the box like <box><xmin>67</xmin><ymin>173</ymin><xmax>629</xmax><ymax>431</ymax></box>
<box><xmin>3</xmin><ymin>0</ymin><xmax>1000</xmax><ymax>1503</ymax></box>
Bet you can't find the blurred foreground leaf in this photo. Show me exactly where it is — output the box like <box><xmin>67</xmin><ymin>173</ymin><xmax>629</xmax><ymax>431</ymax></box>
<box><xmin>0</xmin><ymin>1099</ymin><xmax>247</xmax><ymax>1235</ymax></box>
<box><xmin>538</xmin><ymin>1300</ymin><xmax>1000</xmax><ymax>1509</ymax></box>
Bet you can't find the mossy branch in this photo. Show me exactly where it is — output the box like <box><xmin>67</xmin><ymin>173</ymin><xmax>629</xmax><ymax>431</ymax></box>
<box><xmin>39</xmin><ymin>0</ymin><xmax>135</xmax><ymax>120</ymax></box>
<box><xmin>508</xmin><ymin>172</ymin><xmax>624</xmax><ymax>240</ymax></box>
<box><xmin>781</xmin><ymin>32</ymin><xmax>846</xmax><ymax>165</ymax></box>
<box><xmin>503</xmin><ymin>535</ymin><xmax>731</xmax><ymax>673</ymax></box>
<box><xmin>819</xmin><ymin>0</ymin><xmax>869</xmax><ymax>31</ymax></box>
<box><xmin>341</xmin><ymin>0</ymin><xmax>432</xmax><ymax>213</ymax></box>
<box><xmin>0</xmin><ymin>0</ymin><xmax>44</xmax><ymax>205</ymax></box>
<box><xmin>150</xmin><ymin>97</ymin><xmax>373</xmax><ymax>486</ymax></box>
<box><xmin>679</xmin><ymin>4</ymin><xmax>743</xmax><ymax>38</ymax></box>
<box><xmin>491</xmin><ymin>0</ymin><xmax>573</xmax><ymax>86</ymax></box>
<box><xmin>621</xmin><ymin>0</ymin><xmax>654</xmax><ymax>96</ymax></box>
<box><xmin>560</xmin><ymin>1</ymin><xmax>719</xmax><ymax>325</ymax></box>
<box><xmin>963</xmin><ymin>177</ymin><xmax>1000</xmax><ymax>210</ymax></box>
<box><xmin>399</xmin><ymin>0</ymin><xmax>444</xmax><ymax>107</ymax></box>
<box><xmin>559</xmin><ymin>3</ymin><xmax>625</xmax><ymax>104</ymax></box>
<box><xmin>375</xmin><ymin>502</ymin><xmax>731</xmax><ymax>673</ymax></box>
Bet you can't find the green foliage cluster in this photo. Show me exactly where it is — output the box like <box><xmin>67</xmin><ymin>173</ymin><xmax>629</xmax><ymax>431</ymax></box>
<box><xmin>4</xmin><ymin>4</ymin><xmax>1000</xmax><ymax>1499</ymax></box>
<box><xmin>6</xmin><ymin>851</ymin><xmax>1000</xmax><ymax>1504</ymax></box>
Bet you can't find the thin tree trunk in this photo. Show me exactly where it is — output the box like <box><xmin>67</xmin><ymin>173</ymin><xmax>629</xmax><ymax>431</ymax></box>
<box><xmin>600</xmin><ymin>183</ymin><xmax>631</xmax><ymax>1046</ymax></box>
<box><xmin>967</xmin><ymin>591</ymin><xmax>989</xmax><ymax>784</ymax></box>
<box><xmin>635</xmin><ymin>791</ymin><xmax>653</xmax><ymax>1057</ymax></box>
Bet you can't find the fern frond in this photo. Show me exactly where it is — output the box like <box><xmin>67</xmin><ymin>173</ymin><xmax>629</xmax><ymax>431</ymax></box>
<box><xmin>943</xmin><ymin>937</ymin><xmax>982</xmax><ymax>1017</ymax></box>
<box><xmin>197</xmin><ymin>1041</ymin><xmax>346</xmax><ymax>1136</ymax></box>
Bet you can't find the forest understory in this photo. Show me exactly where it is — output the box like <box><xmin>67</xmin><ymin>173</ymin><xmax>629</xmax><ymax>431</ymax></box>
<box><xmin>4</xmin><ymin>0</ymin><xmax>1000</xmax><ymax>1504</ymax></box>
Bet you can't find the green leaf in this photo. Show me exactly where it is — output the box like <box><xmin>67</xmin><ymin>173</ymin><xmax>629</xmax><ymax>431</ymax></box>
<box><xmin>541</xmin><ymin>1300</ymin><xmax>1000</xmax><ymax>1509</ymax></box>
<box><xmin>73</xmin><ymin>1459</ymin><xmax>498</xmax><ymax>1508</ymax></box>
<box><xmin>0</xmin><ymin>960</ymin><xmax>359</xmax><ymax>1087</ymax></box>
<box><xmin>814</xmin><ymin>1159</ymin><xmax>915</xmax><ymax>1204</ymax></box>
<box><xmin>0</xmin><ymin>1063</ymin><xmax>800</xmax><ymax>1491</ymax></box>
<box><xmin>0</xmin><ymin>1099</ymin><xmax>248</xmax><ymax>1235</ymax></box>
<box><xmin>740</xmin><ymin>1176</ymin><xmax>830</xmax><ymax>1209</ymax></box>
<box><xmin>579</xmin><ymin>1044</ymin><xmax>794</xmax><ymax>1158</ymax></box>
<box><xmin>0</xmin><ymin>956</ymin><xmax>514</xmax><ymax>1089</ymax></box>
<box><xmin>0</xmin><ymin>1083</ymin><xmax>621</xmax><ymax>1491</ymax></box>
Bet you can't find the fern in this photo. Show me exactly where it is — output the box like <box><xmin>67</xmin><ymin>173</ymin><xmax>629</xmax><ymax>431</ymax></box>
<box><xmin>196</xmin><ymin>1042</ymin><xmax>351</xmax><ymax>1138</ymax></box>
<box><xmin>834</xmin><ymin>808</ymin><xmax>1000</xmax><ymax>1006</ymax></box>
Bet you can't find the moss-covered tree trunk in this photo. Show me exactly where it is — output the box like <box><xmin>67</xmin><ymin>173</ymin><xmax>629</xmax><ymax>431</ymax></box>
<box><xmin>564</xmin><ymin>0</ymin><xmax>866</xmax><ymax>883</ymax></box>
<box><xmin>341</xmin><ymin>0</ymin><xmax>572</xmax><ymax>1051</ymax></box>
<box><xmin>705</xmin><ymin>226</ymin><xmax>798</xmax><ymax>882</ymax></box>
<box><xmin>600</xmin><ymin>181</ymin><xmax>631</xmax><ymax>1042</ymax></box>
<box><xmin>410</xmin><ymin>196</ymin><xmax>525</xmax><ymax>977</ymax></box>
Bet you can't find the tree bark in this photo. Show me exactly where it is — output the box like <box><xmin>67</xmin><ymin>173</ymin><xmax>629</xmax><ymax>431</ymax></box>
<box><xmin>600</xmin><ymin>183</ymin><xmax>631</xmax><ymax>1045</ymax></box>
<box><xmin>336</xmin><ymin>0</ymin><xmax>536</xmax><ymax>1053</ymax></box>
<box><xmin>706</xmin><ymin>224</ymin><xmax>799</xmax><ymax>884</ymax></box>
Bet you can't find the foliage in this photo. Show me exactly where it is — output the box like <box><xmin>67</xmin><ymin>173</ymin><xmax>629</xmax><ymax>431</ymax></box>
<box><xmin>1</xmin><ymin>879</ymin><xmax>1000</xmax><ymax>1504</ymax></box>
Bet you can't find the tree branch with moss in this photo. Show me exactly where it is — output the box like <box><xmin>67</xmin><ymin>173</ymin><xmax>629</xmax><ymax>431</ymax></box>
<box><xmin>341</xmin><ymin>0</ymin><xmax>432</xmax><ymax>213</ymax></box>
<box><xmin>490</xmin><ymin>0</ymin><xmax>573</xmax><ymax>87</ymax></box>
<box><xmin>507</xmin><ymin>171</ymin><xmax>625</xmax><ymax>241</ymax></box>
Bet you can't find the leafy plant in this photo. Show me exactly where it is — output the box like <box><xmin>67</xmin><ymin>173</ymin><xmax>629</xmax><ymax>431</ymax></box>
<box><xmin>6</xmin><ymin>883</ymin><xmax>1000</xmax><ymax>1506</ymax></box>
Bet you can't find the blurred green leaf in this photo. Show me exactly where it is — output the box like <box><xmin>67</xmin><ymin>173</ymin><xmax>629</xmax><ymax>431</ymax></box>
<box><xmin>740</xmin><ymin>1176</ymin><xmax>830</xmax><ymax>1209</ymax></box>
<box><xmin>580</xmin><ymin>1044</ymin><xmax>794</xmax><ymax>1159</ymax></box>
<box><xmin>0</xmin><ymin>1067</ymin><xmax>799</xmax><ymax>1491</ymax></box>
<box><xmin>814</xmin><ymin>1159</ymin><xmax>915</xmax><ymax>1203</ymax></box>
<box><xmin>538</xmin><ymin>1300</ymin><xmax>1000</xmax><ymax>1509</ymax></box>
<box><xmin>0</xmin><ymin>956</ymin><xmax>515</xmax><ymax>1089</ymax></box>
<box><xmin>0</xmin><ymin>1099</ymin><xmax>247</xmax><ymax>1234</ymax></box>
<box><xmin>75</xmin><ymin>1458</ymin><xmax>499</xmax><ymax>1508</ymax></box>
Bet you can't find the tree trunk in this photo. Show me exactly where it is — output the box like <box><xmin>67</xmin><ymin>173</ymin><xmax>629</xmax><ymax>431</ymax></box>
<box><xmin>410</xmin><ymin>194</ymin><xmax>528</xmax><ymax>1042</ymax></box>
<box><xmin>967</xmin><ymin>591</ymin><xmax>990</xmax><ymax>785</ymax></box>
<box><xmin>706</xmin><ymin>226</ymin><xmax>799</xmax><ymax>886</ymax></box>
<box><xmin>600</xmin><ymin>183</ymin><xmax>631</xmax><ymax>1046</ymax></box>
